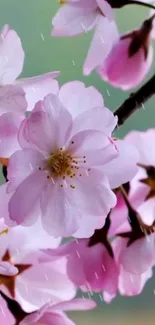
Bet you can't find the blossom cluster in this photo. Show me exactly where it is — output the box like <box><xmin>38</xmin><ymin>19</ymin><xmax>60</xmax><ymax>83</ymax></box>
<box><xmin>0</xmin><ymin>0</ymin><xmax>155</xmax><ymax>323</ymax></box>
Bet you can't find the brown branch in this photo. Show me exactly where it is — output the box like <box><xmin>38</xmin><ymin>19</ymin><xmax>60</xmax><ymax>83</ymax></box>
<box><xmin>114</xmin><ymin>73</ymin><xmax>155</xmax><ymax>127</ymax></box>
<box><xmin>0</xmin><ymin>290</ymin><xmax>27</xmax><ymax>324</ymax></box>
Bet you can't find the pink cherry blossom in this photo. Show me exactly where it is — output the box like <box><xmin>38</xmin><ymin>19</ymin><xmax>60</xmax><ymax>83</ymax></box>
<box><xmin>52</xmin><ymin>1</ymin><xmax>119</xmax><ymax>75</ymax></box>
<box><xmin>98</xmin><ymin>18</ymin><xmax>153</xmax><ymax>90</ymax></box>
<box><xmin>20</xmin><ymin>298</ymin><xmax>96</xmax><ymax>325</ymax></box>
<box><xmin>2</xmin><ymin>82</ymin><xmax>139</xmax><ymax>237</ymax></box>
<box><xmin>0</xmin><ymin>219</ymin><xmax>75</xmax><ymax>312</ymax></box>
<box><xmin>41</xmin><ymin>238</ymin><xmax>119</xmax><ymax>303</ymax></box>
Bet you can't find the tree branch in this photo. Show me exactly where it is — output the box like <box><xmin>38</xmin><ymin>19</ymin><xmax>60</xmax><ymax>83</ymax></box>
<box><xmin>114</xmin><ymin>73</ymin><xmax>155</xmax><ymax>127</ymax></box>
<box><xmin>0</xmin><ymin>290</ymin><xmax>27</xmax><ymax>324</ymax></box>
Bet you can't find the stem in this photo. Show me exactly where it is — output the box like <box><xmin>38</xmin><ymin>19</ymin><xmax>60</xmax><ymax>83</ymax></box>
<box><xmin>109</xmin><ymin>0</ymin><xmax>155</xmax><ymax>9</ymax></box>
<box><xmin>126</xmin><ymin>0</ymin><xmax>155</xmax><ymax>10</ymax></box>
<box><xmin>88</xmin><ymin>214</ymin><xmax>114</xmax><ymax>257</ymax></box>
<box><xmin>114</xmin><ymin>73</ymin><xmax>155</xmax><ymax>127</ymax></box>
<box><xmin>119</xmin><ymin>186</ymin><xmax>140</xmax><ymax>229</ymax></box>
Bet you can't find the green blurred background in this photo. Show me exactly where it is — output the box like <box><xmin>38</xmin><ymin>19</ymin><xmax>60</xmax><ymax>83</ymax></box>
<box><xmin>1</xmin><ymin>0</ymin><xmax>155</xmax><ymax>323</ymax></box>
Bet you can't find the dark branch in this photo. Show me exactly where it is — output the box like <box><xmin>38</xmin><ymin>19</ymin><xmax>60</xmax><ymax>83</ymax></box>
<box><xmin>0</xmin><ymin>290</ymin><xmax>27</xmax><ymax>324</ymax></box>
<box><xmin>114</xmin><ymin>73</ymin><xmax>155</xmax><ymax>127</ymax></box>
<box><xmin>2</xmin><ymin>165</ymin><xmax>8</xmax><ymax>182</ymax></box>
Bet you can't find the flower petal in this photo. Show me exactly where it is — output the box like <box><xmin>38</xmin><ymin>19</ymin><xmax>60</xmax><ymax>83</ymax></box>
<box><xmin>71</xmin><ymin>106</ymin><xmax>117</xmax><ymax>135</ymax></box>
<box><xmin>119</xmin><ymin>267</ymin><xmax>153</xmax><ymax>296</ymax></box>
<box><xmin>0</xmin><ymin>85</ymin><xmax>27</xmax><ymax>114</ymax></box>
<box><xmin>83</xmin><ymin>17</ymin><xmax>119</xmax><ymax>75</ymax></box>
<box><xmin>16</xmin><ymin>257</ymin><xmax>76</xmax><ymax>312</ymax></box>
<box><xmin>102</xmin><ymin>139</ymin><xmax>139</xmax><ymax>189</ymax></box>
<box><xmin>52</xmin><ymin>6</ymin><xmax>98</xmax><ymax>36</ymax></box>
<box><xmin>120</xmin><ymin>236</ymin><xmax>154</xmax><ymax>274</ymax></box>
<box><xmin>0</xmin><ymin>261</ymin><xmax>18</xmax><ymax>276</ymax></box>
<box><xmin>25</xmin><ymin>95</ymin><xmax>73</xmax><ymax>152</ymax></box>
<box><xmin>0</xmin><ymin>25</ymin><xmax>24</xmax><ymax>84</ymax></box>
<box><xmin>0</xmin><ymin>112</ymin><xmax>23</xmax><ymax>158</ymax></box>
<box><xmin>16</xmin><ymin>72</ymin><xmax>60</xmax><ymax>111</ymax></box>
<box><xmin>68</xmin><ymin>130</ymin><xmax>118</xmax><ymax>167</ymax></box>
<box><xmin>7</xmin><ymin>148</ymin><xmax>45</xmax><ymax>192</ymax></box>
<box><xmin>59</xmin><ymin>81</ymin><xmax>104</xmax><ymax>119</ymax></box>
<box><xmin>41</xmin><ymin>182</ymin><xmax>80</xmax><ymax>237</ymax></box>
<box><xmin>51</xmin><ymin>298</ymin><xmax>96</xmax><ymax>311</ymax></box>
<box><xmin>9</xmin><ymin>171</ymin><xmax>48</xmax><ymax>225</ymax></box>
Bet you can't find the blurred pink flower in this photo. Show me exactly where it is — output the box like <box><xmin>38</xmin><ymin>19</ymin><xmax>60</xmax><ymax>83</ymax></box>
<box><xmin>52</xmin><ymin>0</ymin><xmax>119</xmax><ymax>75</ymax></box>
<box><xmin>0</xmin><ymin>219</ymin><xmax>75</xmax><ymax>313</ymax></box>
<box><xmin>20</xmin><ymin>298</ymin><xmax>96</xmax><ymax>325</ymax></box>
<box><xmin>98</xmin><ymin>18</ymin><xmax>153</xmax><ymax>89</ymax></box>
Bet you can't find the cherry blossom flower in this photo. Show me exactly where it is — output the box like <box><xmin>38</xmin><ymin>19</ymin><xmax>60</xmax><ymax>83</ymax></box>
<box><xmin>98</xmin><ymin>17</ymin><xmax>154</xmax><ymax>89</ymax></box>
<box><xmin>2</xmin><ymin>82</ymin><xmax>139</xmax><ymax>238</ymax></box>
<box><xmin>52</xmin><ymin>0</ymin><xmax>119</xmax><ymax>75</ymax></box>
<box><xmin>0</xmin><ymin>219</ymin><xmax>75</xmax><ymax>312</ymax></box>
<box><xmin>20</xmin><ymin>298</ymin><xmax>96</xmax><ymax>325</ymax></box>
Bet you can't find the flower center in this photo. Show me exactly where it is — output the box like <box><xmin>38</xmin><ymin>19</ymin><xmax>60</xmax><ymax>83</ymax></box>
<box><xmin>46</xmin><ymin>149</ymin><xmax>73</xmax><ymax>178</ymax></box>
<box><xmin>59</xmin><ymin>0</ymin><xmax>67</xmax><ymax>5</ymax></box>
<box><xmin>41</xmin><ymin>143</ymin><xmax>90</xmax><ymax>189</ymax></box>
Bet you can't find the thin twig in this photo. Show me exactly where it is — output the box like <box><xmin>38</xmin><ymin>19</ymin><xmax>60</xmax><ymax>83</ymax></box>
<box><xmin>114</xmin><ymin>73</ymin><xmax>155</xmax><ymax>127</ymax></box>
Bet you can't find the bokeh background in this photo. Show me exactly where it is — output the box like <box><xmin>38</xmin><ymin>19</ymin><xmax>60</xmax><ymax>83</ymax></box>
<box><xmin>1</xmin><ymin>0</ymin><xmax>155</xmax><ymax>324</ymax></box>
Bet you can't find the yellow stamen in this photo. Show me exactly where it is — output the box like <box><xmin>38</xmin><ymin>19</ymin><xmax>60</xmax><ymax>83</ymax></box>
<box><xmin>59</xmin><ymin>0</ymin><xmax>67</xmax><ymax>5</ymax></box>
<box><xmin>46</xmin><ymin>149</ymin><xmax>73</xmax><ymax>178</ymax></box>
<box><xmin>0</xmin><ymin>228</ymin><xmax>8</xmax><ymax>236</ymax></box>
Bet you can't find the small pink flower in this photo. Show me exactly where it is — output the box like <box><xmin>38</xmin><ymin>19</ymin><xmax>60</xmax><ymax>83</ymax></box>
<box><xmin>98</xmin><ymin>18</ymin><xmax>153</xmax><ymax>90</ymax></box>
<box><xmin>4</xmin><ymin>83</ymin><xmax>138</xmax><ymax>238</ymax></box>
<box><xmin>20</xmin><ymin>298</ymin><xmax>96</xmax><ymax>325</ymax></box>
<box><xmin>52</xmin><ymin>0</ymin><xmax>119</xmax><ymax>75</ymax></box>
